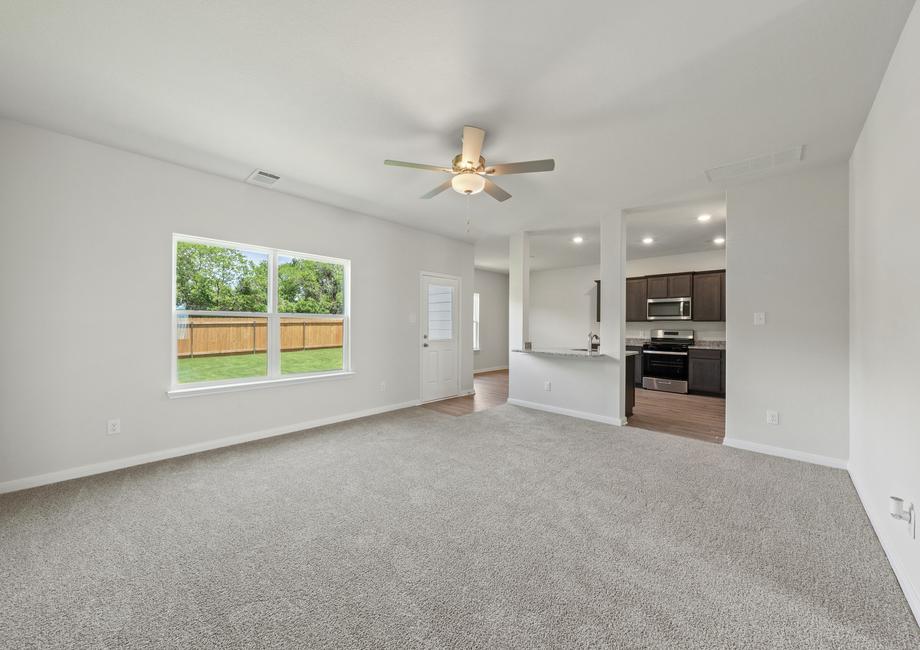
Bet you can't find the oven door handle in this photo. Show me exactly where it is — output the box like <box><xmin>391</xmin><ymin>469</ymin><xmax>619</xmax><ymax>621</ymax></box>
<box><xmin>642</xmin><ymin>350</ymin><xmax>688</xmax><ymax>356</ymax></box>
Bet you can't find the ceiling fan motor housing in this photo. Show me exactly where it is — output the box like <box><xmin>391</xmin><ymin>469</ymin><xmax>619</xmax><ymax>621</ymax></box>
<box><xmin>453</xmin><ymin>153</ymin><xmax>485</xmax><ymax>172</ymax></box>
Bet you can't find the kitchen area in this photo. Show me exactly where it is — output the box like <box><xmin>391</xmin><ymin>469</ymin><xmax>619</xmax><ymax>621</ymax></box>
<box><xmin>507</xmin><ymin>207</ymin><xmax>725</xmax><ymax>434</ymax></box>
<box><xmin>623</xmin><ymin>198</ymin><xmax>727</xmax><ymax>442</ymax></box>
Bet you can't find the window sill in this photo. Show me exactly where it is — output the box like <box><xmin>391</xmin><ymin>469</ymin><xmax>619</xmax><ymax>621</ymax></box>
<box><xmin>167</xmin><ymin>371</ymin><xmax>355</xmax><ymax>399</ymax></box>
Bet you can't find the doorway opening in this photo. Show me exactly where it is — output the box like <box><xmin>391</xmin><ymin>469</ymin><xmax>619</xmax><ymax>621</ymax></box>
<box><xmin>622</xmin><ymin>196</ymin><xmax>727</xmax><ymax>443</ymax></box>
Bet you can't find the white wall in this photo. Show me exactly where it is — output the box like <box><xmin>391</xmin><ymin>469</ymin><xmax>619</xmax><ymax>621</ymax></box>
<box><xmin>624</xmin><ymin>250</ymin><xmax>727</xmax><ymax>341</ymax></box>
<box><xmin>508</xmin><ymin>226</ymin><xmax>623</xmax><ymax>425</ymax></box>
<box><xmin>724</xmin><ymin>162</ymin><xmax>850</xmax><ymax>465</ymax></box>
<box><xmin>529</xmin><ymin>264</ymin><xmax>599</xmax><ymax>348</ymax></box>
<box><xmin>473</xmin><ymin>269</ymin><xmax>509</xmax><ymax>372</ymax></box>
<box><xmin>0</xmin><ymin>119</ymin><xmax>474</xmax><ymax>488</ymax></box>
<box><xmin>626</xmin><ymin>250</ymin><xmax>725</xmax><ymax>277</ymax></box>
<box><xmin>849</xmin><ymin>3</ymin><xmax>920</xmax><ymax>621</ymax></box>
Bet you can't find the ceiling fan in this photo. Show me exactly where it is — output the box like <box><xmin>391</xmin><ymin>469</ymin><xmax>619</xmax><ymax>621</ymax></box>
<box><xmin>384</xmin><ymin>125</ymin><xmax>555</xmax><ymax>202</ymax></box>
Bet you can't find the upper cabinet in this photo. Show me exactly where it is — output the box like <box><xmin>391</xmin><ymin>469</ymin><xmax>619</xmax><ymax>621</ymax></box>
<box><xmin>692</xmin><ymin>271</ymin><xmax>725</xmax><ymax>321</ymax></box>
<box><xmin>647</xmin><ymin>273</ymin><xmax>691</xmax><ymax>298</ymax></box>
<box><xmin>668</xmin><ymin>273</ymin><xmax>692</xmax><ymax>298</ymax></box>
<box><xmin>626</xmin><ymin>278</ymin><xmax>648</xmax><ymax>321</ymax></box>
<box><xmin>626</xmin><ymin>270</ymin><xmax>726</xmax><ymax>322</ymax></box>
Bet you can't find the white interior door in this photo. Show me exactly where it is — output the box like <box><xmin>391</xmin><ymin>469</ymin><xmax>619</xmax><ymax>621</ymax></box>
<box><xmin>420</xmin><ymin>274</ymin><xmax>460</xmax><ymax>402</ymax></box>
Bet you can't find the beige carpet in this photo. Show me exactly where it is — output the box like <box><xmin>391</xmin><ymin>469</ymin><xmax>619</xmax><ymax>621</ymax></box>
<box><xmin>1</xmin><ymin>404</ymin><xmax>917</xmax><ymax>648</ymax></box>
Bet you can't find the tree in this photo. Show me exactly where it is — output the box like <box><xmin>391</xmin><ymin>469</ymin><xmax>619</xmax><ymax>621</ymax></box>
<box><xmin>175</xmin><ymin>242</ymin><xmax>268</xmax><ymax>311</ymax></box>
<box><xmin>278</xmin><ymin>258</ymin><xmax>344</xmax><ymax>314</ymax></box>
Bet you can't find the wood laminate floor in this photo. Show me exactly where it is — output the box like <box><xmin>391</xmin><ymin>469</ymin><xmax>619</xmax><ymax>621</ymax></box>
<box><xmin>423</xmin><ymin>372</ymin><xmax>724</xmax><ymax>444</ymax></box>
<box><xmin>627</xmin><ymin>388</ymin><xmax>725</xmax><ymax>444</ymax></box>
<box><xmin>422</xmin><ymin>369</ymin><xmax>509</xmax><ymax>416</ymax></box>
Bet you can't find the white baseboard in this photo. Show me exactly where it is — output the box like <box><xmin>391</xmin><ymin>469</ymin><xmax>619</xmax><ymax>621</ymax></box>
<box><xmin>722</xmin><ymin>437</ymin><xmax>848</xmax><ymax>469</ymax></box>
<box><xmin>474</xmin><ymin>365</ymin><xmax>508</xmax><ymax>374</ymax></box>
<box><xmin>506</xmin><ymin>398</ymin><xmax>624</xmax><ymax>426</ymax></box>
<box><xmin>0</xmin><ymin>400</ymin><xmax>421</xmax><ymax>494</ymax></box>
<box><xmin>849</xmin><ymin>468</ymin><xmax>920</xmax><ymax>626</ymax></box>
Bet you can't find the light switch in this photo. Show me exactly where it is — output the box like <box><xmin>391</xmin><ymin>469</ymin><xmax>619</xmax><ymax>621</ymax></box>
<box><xmin>753</xmin><ymin>312</ymin><xmax>766</xmax><ymax>326</ymax></box>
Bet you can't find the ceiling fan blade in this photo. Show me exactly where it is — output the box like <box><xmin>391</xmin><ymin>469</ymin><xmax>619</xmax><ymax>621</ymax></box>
<box><xmin>420</xmin><ymin>179</ymin><xmax>453</xmax><ymax>199</ymax></box>
<box><xmin>482</xmin><ymin>177</ymin><xmax>511</xmax><ymax>202</ymax></box>
<box><xmin>484</xmin><ymin>159</ymin><xmax>555</xmax><ymax>175</ymax></box>
<box><xmin>384</xmin><ymin>160</ymin><xmax>452</xmax><ymax>173</ymax></box>
<box><xmin>460</xmin><ymin>125</ymin><xmax>486</xmax><ymax>167</ymax></box>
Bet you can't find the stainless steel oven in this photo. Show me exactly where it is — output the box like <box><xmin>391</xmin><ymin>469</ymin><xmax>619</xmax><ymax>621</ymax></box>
<box><xmin>641</xmin><ymin>329</ymin><xmax>693</xmax><ymax>394</ymax></box>
<box><xmin>647</xmin><ymin>297</ymin><xmax>692</xmax><ymax>320</ymax></box>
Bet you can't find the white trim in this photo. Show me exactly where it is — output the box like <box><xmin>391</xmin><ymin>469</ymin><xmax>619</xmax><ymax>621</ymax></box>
<box><xmin>721</xmin><ymin>437</ymin><xmax>848</xmax><ymax>469</ymax></box>
<box><xmin>474</xmin><ymin>365</ymin><xmax>508</xmax><ymax>374</ymax></box>
<box><xmin>849</xmin><ymin>468</ymin><xmax>920</xmax><ymax>626</ymax></box>
<box><xmin>507</xmin><ymin>398</ymin><xmax>625</xmax><ymax>426</ymax></box>
<box><xmin>0</xmin><ymin>399</ymin><xmax>420</xmax><ymax>494</ymax></box>
<box><xmin>419</xmin><ymin>388</ymin><xmax>475</xmax><ymax>405</ymax></box>
<box><xmin>167</xmin><ymin>370</ymin><xmax>355</xmax><ymax>398</ymax></box>
<box><xmin>171</xmin><ymin>233</ymin><xmax>352</xmax><ymax>391</ymax></box>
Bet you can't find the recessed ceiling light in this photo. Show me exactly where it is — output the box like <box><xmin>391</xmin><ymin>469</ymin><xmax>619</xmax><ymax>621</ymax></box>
<box><xmin>642</xmin><ymin>237</ymin><xmax>654</xmax><ymax>245</ymax></box>
<box><xmin>713</xmin><ymin>236</ymin><xmax>725</xmax><ymax>245</ymax></box>
<box><xmin>698</xmin><ymin>214</ymin><xmax>712</xmax><ymax>222</ymax></box>
<box><xmin>572</xmin><ymin>235</ymin><xmax>584</xmax><ymax>244</ymax></box>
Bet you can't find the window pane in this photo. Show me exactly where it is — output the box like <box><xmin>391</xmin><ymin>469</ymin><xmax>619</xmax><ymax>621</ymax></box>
<box><xmin>280</xmin><ymin>317</ymin><xmax>345</xmax><ymax>374</ymax></box>
<box><xmin>175</xmin><ymin>241</ymin><xmax>268</xmax><ymax>312</ymax></box>
<box><xmin>473</xmin><ymin>292</ymin><xmax>480</xmax><ymax>350</ymax></box>
<box><xmin>428</xmin><ymin>284</ymin><xmax>453</xmax><ymax>341</ymax></box>
<box><xmin>277</xmin><ymin>255</ymin><xmax>345</xmax><ymax>314</ymax></box>
<box><xmin>176</xmin><ymin>315</ymin><xmax>268</xmax><ymax>383</ymax></box>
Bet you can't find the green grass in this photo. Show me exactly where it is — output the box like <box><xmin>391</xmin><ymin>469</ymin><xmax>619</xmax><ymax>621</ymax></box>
<box><xmin>178</xmin><ymin>347</ymin><xmax>343</xmax><ymax>383</ymax></box>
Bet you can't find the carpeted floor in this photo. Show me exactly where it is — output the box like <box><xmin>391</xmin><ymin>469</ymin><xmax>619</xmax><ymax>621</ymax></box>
<box><xmin>1</xmin><ymin>405</ymin><xmax>917</xmax><ymax>649</ymax></box>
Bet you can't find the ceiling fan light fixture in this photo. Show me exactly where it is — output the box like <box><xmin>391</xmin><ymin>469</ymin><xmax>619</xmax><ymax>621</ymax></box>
<box><xmin>451</xmin><ymin>172</ymin><xmax>485</xmax><ymax>195</ymax></box>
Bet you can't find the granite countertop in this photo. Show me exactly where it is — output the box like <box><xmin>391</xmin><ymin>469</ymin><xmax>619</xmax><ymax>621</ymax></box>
<box><xmin>626</xmin><ymin>338</ymin><xmax>726</xmax><ymax>350</ymax></box>
<box><xmin>689</xmin><ymin>341</ymin><xmax>726</xmax><ymax>350</ymax></box>
<box><xmin>511</xmin><ymin>348</ymin><xmax>639</xmax><ymax>359</ymax></box>
<box><xmin>512</xmin><ymin>348</ymin><xmax>608</xmax><ymax>359</ymax></box>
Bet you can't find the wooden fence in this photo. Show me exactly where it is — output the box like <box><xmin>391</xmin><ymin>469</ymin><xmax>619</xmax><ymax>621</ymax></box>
<box><xmin>177</xmin><ymin>316</ymin><xmax>344</xmax><ymax>358</ymax></box>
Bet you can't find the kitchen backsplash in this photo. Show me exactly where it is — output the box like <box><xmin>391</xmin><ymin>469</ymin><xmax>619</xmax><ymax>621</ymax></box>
<box><xmin>625</xmin><ymin>321</ymin><xmax>726</xmax><ymax>342</ymax></box>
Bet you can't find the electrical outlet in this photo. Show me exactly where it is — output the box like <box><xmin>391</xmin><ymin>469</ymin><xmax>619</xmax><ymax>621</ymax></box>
<box><xmin>753</xmin><ymin>312</ymin><xmax>766</xmax><ymax>326</ymax></box>
<box><xmin>765</xmin><ymin>410</ymin><xmax>779</xmax><ymax>425</ymax></box>
<box><xmin>106</xmin><ymin>418</ymin><xmax>122</xmax><ymax>435</ymax></box>
<box><xmin>544</xmin><ymin>380</ymin><xmax>552</xmax><ymax>392</ymax></box>
<box><xmin>379</xmin><ymin>381</ymin><xmax>387</xmax><ymax>392</ymax></box>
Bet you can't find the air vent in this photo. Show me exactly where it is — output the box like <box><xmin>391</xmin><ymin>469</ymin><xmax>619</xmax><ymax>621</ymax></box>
<box><xmin>246</xmin><ymin>169</ymin><xmax>281</xmax><ymax>186</ymax></box>
<box><xmin>705</xmin><ymin>146</ymin><xmax>805</xmax><ymax>182</ymax></box>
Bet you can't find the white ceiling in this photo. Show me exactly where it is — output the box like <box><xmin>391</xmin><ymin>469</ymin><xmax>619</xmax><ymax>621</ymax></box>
<box><xmin>626</xmin><ymin>197</ymin><xmax>727</xmax><ymax>259</ymax></box>
<box><xmin>0</xmin><ymin>0</ymin><xmax>913</xmax><ymax>263</ymax></box>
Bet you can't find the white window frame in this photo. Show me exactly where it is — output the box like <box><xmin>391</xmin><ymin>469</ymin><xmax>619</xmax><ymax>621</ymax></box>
<box><xmin>168</xmin><ymin>234</ymin><xmax>352</xmax><ymax>398</ymax></box>
<box><xmin>472</xmin><ymin>292</ymin><xmax>480</xmax><ymax>351</ymax></box>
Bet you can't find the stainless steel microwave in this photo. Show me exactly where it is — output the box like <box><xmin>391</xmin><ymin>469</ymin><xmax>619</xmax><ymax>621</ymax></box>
<box><xmin>647</xmin><ymin>297</ymin><xmax>692</xmax><ymax>320</ymax></box>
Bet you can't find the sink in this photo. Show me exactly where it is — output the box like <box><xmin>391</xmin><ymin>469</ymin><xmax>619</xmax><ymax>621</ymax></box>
<box><xmin>569</xmin><ymin>348</ymin><xmax>589</xmax><ymax>351</ymax></box>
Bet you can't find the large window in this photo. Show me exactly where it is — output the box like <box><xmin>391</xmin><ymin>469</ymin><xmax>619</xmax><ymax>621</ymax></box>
<box><xmin>472</xmin><ymin>292</ymin><xmax>480</xmax><ymax>351</ymax></box>
<box><xmin>172</xmin><ymin>234</ymin><xmax>349</xmax><ymax>392</ymax></box>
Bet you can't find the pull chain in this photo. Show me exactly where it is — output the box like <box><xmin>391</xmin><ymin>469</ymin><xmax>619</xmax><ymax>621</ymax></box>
<box><xmin>466</xmin><ymin>194</ymin><xmax>471</xmax><ymax>234</ymax></box>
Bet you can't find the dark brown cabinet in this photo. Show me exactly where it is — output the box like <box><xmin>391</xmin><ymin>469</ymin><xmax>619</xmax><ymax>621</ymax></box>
<box><xmin>647</xmin><ymin>273</ymin><xmax>692</xmax><ymax>299</ymax></box>
<box><xmin>668</xmin><ymin>273</ymin><xmax>692</xmax><ymax>298</ymax></box>
<box><xmin>626</xmin><ymin>345</ymin><xmax>643</xmax><ymax>386</ymax></box>
<box><xmin>689</xmin><ymin>349</ymin><xmax>725</xmax><ymax>395</ymax></box>
<box><xmin>625</xmin><ymin>353</ymin><xmax>636</xmax><ymax>417</ymax></box>
<box><xmin>627</xmin><ymin>269</ymin><xmax>725</xmax><ymax>322</ymax></box>
<box><xmin>693</xmin><ymin>271</ymin><xmax>724</xmax><ymax>321</ymax></box>
<box><xmin>647</xmin><ymin>276</ymin><xmax>669</xmax><ymax>299</ymax></box>
<box><xmin>626</xmin><ymin>278</ymin><xmax>648</xmax><ymax>321</ymax></box>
